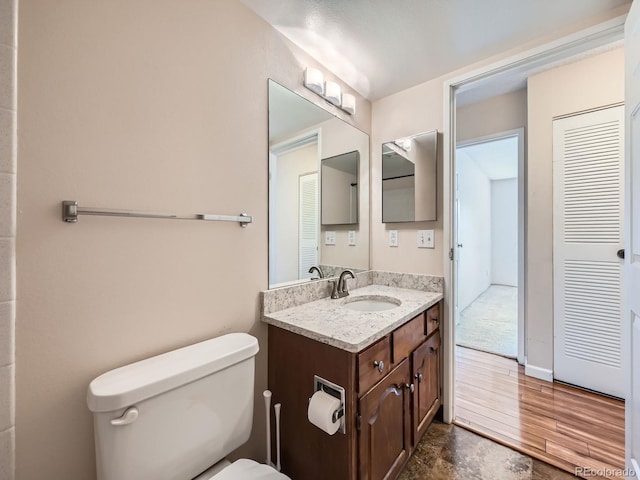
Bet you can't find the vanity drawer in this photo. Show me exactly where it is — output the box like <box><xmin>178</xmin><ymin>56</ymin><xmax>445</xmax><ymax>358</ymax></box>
<box><xmin>426</xmin><ymin>303</ymin><xmax>440</xmax><ymax>336</ymax></box>
<box><xmin>392</xmin><ymin>313</ymin><xmax>427</xmax><ymax>364</ymax></box>
<box><xmin>358</xmin><ymin>336</ymin><xmax>391</xmax><ymax>395</ymax></box>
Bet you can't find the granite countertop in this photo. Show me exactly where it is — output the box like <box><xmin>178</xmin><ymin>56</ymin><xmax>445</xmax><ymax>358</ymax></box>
<box><xmin>262</xmin><ymin>284</ymin><xmax>443</xmax><ymax>353</ymax></box>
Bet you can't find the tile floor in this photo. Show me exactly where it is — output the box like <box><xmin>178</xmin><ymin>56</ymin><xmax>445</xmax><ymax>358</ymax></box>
<box><xmin>399</xmin><ymin>421</ymin><xmax>578</xmax><ymax>480</ymax></box>
<box><xmin>456</xmin><ymin>284</ymin><xmax>518</xmax><ymax>358</ymax></box>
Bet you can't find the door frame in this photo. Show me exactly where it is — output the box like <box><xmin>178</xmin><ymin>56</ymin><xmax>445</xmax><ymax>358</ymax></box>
<box><xmin>625</xmin><ymin>0</ymin><xmax>640</xmax><ymax>474</ymax></box>
<box><xmin>441</xmin><ymin>15</ymin><xmax>626</xmax><ymax>423</ymax></box>
<box><xmin>455</xmin><ymin>128</ymin><xmax>526</xmax><ymax>365</ymax></box>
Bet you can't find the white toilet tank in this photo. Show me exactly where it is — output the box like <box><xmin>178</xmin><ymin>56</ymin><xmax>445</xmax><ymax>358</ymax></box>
<box><xmin>87</xmin><ymin>333</ymin><xmax>259</xmax><ymax>480</ymax></box>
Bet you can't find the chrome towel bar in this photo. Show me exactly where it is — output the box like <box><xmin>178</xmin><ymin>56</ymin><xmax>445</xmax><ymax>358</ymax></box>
<box><xmin>61</xmin><ymin>200</ymin><xmax>253</xmax><ymax>227</ymax></box>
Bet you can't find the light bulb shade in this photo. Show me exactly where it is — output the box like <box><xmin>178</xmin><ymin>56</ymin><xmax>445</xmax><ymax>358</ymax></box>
<box><xmin>395</xmin><ymin>138</ymin><xmax>412</xmax><ymax>151</ymax></box>
<box><xmin>341</xmin><ymin>93</ymin><xmax>356</xmax><ymax>115</ymax></box>
<box><xmin>303</xmin><ymin>67</ymin><xmax>324</xmax><ymax>95</ymax></box>
<box><xmin>324</xmin><ymin>81</ymin><xmax>342</xmax><ymax>106</ymax></box>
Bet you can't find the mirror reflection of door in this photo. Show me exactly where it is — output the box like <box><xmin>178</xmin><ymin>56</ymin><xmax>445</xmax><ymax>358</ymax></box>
<box><xmin>269</xmin><ymin>135</ymin><xmax>319</xmax><ymax>286</ymax></box>
<box><xmin>299</xmin><ymin>172</ymin><xmax>319</xmax><ymax>280</ymax></box>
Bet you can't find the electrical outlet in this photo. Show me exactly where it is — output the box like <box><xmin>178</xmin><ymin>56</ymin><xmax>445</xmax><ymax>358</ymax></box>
<box><xmin>325</xmin><ymin>231</ymin><xmax>336</xmax><ymax>245</ymax></box>
<box><xmin>418</xmin><ymin>230</ymin><xmax>435</xmax><ymax>248</ymax></box>
<box><xmin>389</xmin><ymin>230</ymin><xmax>398</xmax><ymax>247</ymax></box>
<box><xmin>348</xmin><ymin>230</ymin><xmax>356</xmax><ymax>246</ymax></box>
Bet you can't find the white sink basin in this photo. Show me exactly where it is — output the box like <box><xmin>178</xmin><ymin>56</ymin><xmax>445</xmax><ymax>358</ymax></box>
<box><xmin>343</xmin><ymin>295</ymin><xmax>401</xmax><ymax>312</ymax></box>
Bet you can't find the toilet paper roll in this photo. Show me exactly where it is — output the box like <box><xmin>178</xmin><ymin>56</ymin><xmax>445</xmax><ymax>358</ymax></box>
<box><xmin>308</xmin><ymin>390</ymin><xmax>341</xmax><ymax>435</ymax></box>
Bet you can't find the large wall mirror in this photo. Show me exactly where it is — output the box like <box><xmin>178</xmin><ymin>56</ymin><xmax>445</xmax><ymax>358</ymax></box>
<box><xmin>382</xmin><ymin>130</ymin><xmax>438</xmax><ymax>223</ymax></box>
<box><xmin>268</xmin><ymin>80</ymin><xmax>370</xmax><ymax>288</ymax></box>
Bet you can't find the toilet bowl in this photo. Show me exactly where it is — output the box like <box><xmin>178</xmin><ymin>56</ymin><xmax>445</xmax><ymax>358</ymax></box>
<box><xmin>197</xmin><ymin>459</ymin><xmax>289</xmax><ymax>480</ymax></box>
<box><xmin>87</xmin><ymin>333</ymin><xmax>292</xmax><ymax>480</ymax></box>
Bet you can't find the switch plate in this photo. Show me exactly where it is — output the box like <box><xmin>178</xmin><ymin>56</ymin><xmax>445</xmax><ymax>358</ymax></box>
<box><xmin>389</xmin><ymin>230</ymin><xmax>398</xmax><ymax>247</ymax></box>
<box><xmin>325</xmin><ymin>231</ymin><xmax>336</xmax><ymax>245</ymax></box>
<box><xmin>348</xmin><ymin>230</ymin><xmax>356</xmax><ymax>246</ymax></box>
<box><xmin>418</xmin><ymin>230</ymin><xmax>434</xmax><ymax>248</ymax></box>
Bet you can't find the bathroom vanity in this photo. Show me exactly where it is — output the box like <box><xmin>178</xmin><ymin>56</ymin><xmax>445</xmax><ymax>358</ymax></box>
<box><xmin>263</xmin><ymin>284</ymin><xmax>442</xmax><ymax>480</ymax></box>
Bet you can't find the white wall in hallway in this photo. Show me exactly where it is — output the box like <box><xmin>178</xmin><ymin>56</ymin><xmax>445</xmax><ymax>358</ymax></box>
<box><xmin>457</xmin><ymin>150</ymin><xmax>491</xmax><ymax>311</ymax></box>
<box><xmin>491</xmin><ymin>178</ymin><xmax>518</xmax><ymax>286</ymax></box>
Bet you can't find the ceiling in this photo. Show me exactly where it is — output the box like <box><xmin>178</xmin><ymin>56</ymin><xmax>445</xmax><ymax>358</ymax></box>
<box><xmin>458</xmin><ymin>136</ymin><xmax>518</xmax><ymax>180</ymax></box>
<box><xmin>242</xmin><ymin>0</ymin><xmax>631</xmax><ymax>101</ymax></box>
<box><xmin>269</xmin><ymin>80</ymin><xmax>333</xmax><ymax>142</ymax></box>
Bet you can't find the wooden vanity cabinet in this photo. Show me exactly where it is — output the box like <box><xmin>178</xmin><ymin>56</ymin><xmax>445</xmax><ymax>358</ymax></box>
<box><xmin>411</xmin><ymin>331</ymin><xmax>441</xmax><ymax>443</ymax></box>
<box><xmin>358</xmin><ymin>359</ymin><xmax>412</xmax><ymax>480</ymax></box>
<box><xmin>267</xmin><ymin>300</ymin><xmax>442</xmax><ymax>480</ymax></box>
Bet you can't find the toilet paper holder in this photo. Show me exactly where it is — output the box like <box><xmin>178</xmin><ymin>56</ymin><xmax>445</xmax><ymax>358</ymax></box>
<box><xmin>313</xmin><ymin>375</ymin><xmax>346</xmax><ymax>434</ymax></box>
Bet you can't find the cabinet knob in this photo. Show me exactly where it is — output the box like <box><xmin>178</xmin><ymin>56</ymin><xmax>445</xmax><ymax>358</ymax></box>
<box><xmin>415</xmin><ymin>373</ymin><xmax>423</xmax><ymax>383</ymax></box>
<box><xmin>430</xmin><ymin>346</ymin><xmax>436</xmax><ymax>353</ymax></box>
<box><xmin>405</xmin><ymin>383</ymin><xmax>415</xmax><ymax>393</ymax></box>
<box><xmin>373</xmin><ymin>360</ymin><xmax>384</xmax><ymax>373</ymax></box>
<box><xmin>432</xmin><ymin>317</ymin><xmax>439</xmax><ymax>325</ymax></box>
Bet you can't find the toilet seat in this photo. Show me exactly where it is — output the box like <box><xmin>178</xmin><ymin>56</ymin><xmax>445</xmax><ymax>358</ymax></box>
<box><xmin>211</xmin><ymin>459</ymin><xmax>291</xmax><ymax>480</ymax></box>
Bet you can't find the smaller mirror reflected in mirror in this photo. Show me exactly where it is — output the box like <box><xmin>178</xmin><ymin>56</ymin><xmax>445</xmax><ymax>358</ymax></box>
<box><xmin>322</xmin><ymin>151</ymin><xmax>359</xmax><ymax>225</ymax></box>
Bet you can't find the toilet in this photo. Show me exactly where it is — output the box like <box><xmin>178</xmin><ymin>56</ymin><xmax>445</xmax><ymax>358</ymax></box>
<box><xmin>87</xmin><ymin>333</ymin><xmax>291</xmax><ymax>480</ymax></box>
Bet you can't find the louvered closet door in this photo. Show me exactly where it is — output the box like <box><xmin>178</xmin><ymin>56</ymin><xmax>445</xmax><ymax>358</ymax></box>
<box><xmin>299</xmin><ymin>172</ymin><xmax>318</xmax><ymax>280</ymax></box>
<box><xmin>553</xmin><ymin>105</ymin><xmax>624</xmax><ymax>398</ymax></box>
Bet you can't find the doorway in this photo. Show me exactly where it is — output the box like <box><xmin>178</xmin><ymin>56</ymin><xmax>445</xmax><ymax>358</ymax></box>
<box><xmin>442</xmin><ymin>15</ymin><xmax>626</xmax><ymax>477</ymax></box>
<box><xmin>454</xmin><ymin>130</ymin><xmax>524</xmax><ymax>361</ymax></box>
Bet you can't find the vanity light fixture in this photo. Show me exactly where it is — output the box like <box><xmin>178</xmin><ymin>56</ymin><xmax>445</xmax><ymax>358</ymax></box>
<box><xmin>341</xmin><ymin>93</ymin><xmax>356</xmax><ymax>115</ymax></box>
<box><xmin>302</xmin><ymin>67</ymin><xmax>356</xmax><ymax>115</ymax></box>
<box><xmin>303</xmin><ymin>67</ymin><xmax>324</xmax><ymax>95</ymax></box>
<box><xmin>324</xmin><ymin>81</ymin><xmax>342</xmax><ymax>106</ymax></box>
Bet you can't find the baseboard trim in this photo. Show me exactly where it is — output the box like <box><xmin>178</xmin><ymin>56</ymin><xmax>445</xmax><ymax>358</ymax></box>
<box><xmin>524</xmin><ymin>364</ymin><xmax>553</xmax><ymax>382</ymax></box>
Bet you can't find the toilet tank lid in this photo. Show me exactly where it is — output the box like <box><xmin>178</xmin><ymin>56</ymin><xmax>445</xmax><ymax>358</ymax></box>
<box><xmin>87</xmin><ymin>333</ymin><xmax>259</xmax><ymax>413</ymax></box>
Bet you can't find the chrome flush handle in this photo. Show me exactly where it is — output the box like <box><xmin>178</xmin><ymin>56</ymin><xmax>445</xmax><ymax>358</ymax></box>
<box><xmin>110</xmin><ymin>406</ymin><xmax>139</xmax><ymax>426</ymax></box>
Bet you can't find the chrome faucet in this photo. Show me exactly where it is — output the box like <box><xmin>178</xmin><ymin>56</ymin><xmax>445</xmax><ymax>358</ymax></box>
<box><xmin>331</xmin><ymin>269</ymin><xmax>356</xmax><ymax>299</ymax></box>
<box><xmin>308</xmin><ymin>265</ymin><xmax>324</xmax><ymax>280</ymax></box>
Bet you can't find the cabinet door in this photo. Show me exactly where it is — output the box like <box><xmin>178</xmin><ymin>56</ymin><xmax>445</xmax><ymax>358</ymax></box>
<box><xmin>358</xmin><ymin>359</ymin><xmax>411</xmax><ymax>480</ymax></box>
<box><xmin>412</xmin><ymin>331</ymin><xmax>441</xmax><ymax>444</ymax></box>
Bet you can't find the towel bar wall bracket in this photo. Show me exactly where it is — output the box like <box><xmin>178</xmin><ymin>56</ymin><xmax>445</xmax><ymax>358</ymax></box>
<box><xmin>62</xmin><ymin>201</ymin><xmax>253</xmax><ymax>227</ymax></box>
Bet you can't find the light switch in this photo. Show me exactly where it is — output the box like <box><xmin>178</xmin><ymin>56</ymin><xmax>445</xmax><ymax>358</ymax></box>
<box><xmin>389</xmin><ymin>230</ymin><xmax>398</xmax><ymax>247</ymax></box>
<box><xmin>325</xmin><ymin>231</ymin><xmax>336</xmax><ymax>245</ymax></box>
<box><xmin>417</xmin><ymin>230</ymin><xmax>434</xmax><ymax>248</ymax></box>
<box><xmin>348</xmin><ymin>230</ymin><xmax>356</xmax><ymax>246</ymax></box>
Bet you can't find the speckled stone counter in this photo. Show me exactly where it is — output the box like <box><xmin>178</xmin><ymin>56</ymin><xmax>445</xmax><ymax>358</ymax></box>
<box><xmin>262</xmin><ymin>284</ymin><xmax>443</xmax><ymax>353</ymax></box>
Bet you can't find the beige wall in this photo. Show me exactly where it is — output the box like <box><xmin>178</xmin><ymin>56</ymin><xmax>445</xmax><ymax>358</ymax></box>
<box><xmin>15</xmin><ymin>1</ymin><xmax>370</xmax><ymax>479</ymax></box>
<box><xmin>457</xmin><ymin>89</ymin><xmax>528</xmax><ymax>142</ymax></box>
<box><xmin>370</xmin><ymin>87</ymin><xmax>526</xmax><ymax>276</ymax></box>
<box><xmin>0</xmin><ymin>0</ymin><xmax>16</xmax><ymax>478</ymax></box>
<box><xmin>526</xmin><ymin>47</ymin><xmax>624</xmax><ymax>371</ymax></box>
<box><xmin>369</xmin><ymin>3</ymin><xmax>627</xmax><ymax>279</ymax></box>
<box><xmin>371</xmin><ymin>80</ymin><xmax>444</xmax><ymax>274</ymax></box>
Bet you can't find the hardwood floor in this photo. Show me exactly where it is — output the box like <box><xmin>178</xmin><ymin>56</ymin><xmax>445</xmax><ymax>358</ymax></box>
<box><xmin>454</xmin><ymin>346</ymin><xmax>625</xmax><ymax>480</ymax></box>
